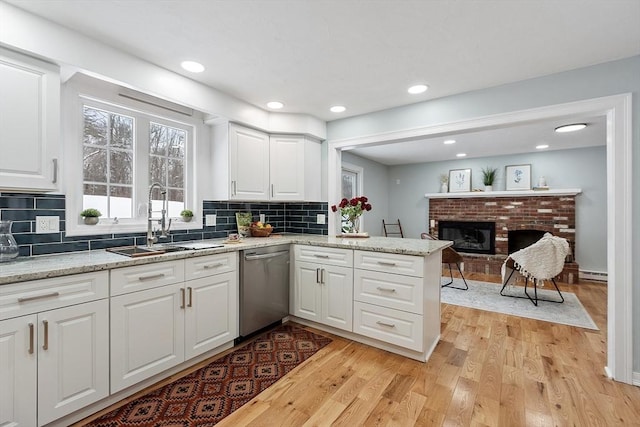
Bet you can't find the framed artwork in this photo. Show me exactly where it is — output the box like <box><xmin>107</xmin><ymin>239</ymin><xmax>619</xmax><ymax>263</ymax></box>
<box><xmin>448</xmin><ymin>168</ymin><xmax>471</xmax><ymax>192</ymax></box>
<box><xmin>505</xmin><ymin>164</ymin><xmax>531</xmax><ymax>190</ymax></box>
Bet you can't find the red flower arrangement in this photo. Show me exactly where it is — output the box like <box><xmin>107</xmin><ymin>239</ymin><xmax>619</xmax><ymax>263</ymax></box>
<box><xmin>331</xmin><ymin>196</ymin><xmax>372</xmax><ymax>233</ymax></box>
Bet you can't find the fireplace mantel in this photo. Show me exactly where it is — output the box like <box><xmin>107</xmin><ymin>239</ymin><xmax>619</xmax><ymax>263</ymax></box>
<box><xmin>424</xmin><ymin>188</ymin><xmax>582</xmax><ymax>199</ymax></box>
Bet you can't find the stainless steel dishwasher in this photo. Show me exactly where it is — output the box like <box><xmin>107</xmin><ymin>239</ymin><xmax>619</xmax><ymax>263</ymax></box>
<box><xmin>238</xmin><ymin>245</ymin><xmax>290</xmax><ymax>340</ymax></box>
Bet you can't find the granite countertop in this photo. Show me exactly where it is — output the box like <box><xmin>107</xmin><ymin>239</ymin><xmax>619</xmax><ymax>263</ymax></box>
<box><xmin>0</xmin><ymin>234</ymin><xmax>451</xmax><ymax>285</ymax></box>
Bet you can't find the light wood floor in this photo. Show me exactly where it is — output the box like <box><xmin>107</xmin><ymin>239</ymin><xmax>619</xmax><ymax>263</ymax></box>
<box><xmin>77</xmin><ymin>274</ymin><xmax>640</xmax><ymax>426</ymax></box>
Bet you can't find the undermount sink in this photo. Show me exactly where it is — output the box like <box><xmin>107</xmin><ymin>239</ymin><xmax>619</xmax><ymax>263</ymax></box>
<box><xmin>106</xmin><ymin>245</ymin><xmax>186</xmax><ymax>257</ymax></box>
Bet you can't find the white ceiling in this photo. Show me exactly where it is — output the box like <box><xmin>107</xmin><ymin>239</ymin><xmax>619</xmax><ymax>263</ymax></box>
<box><xmin>4</xmin><ymin>0</ymin><xmax>639</xmax><ymax>163</ymax></box>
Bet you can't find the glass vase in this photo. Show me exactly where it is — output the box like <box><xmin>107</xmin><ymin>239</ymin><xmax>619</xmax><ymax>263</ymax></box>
<box><xmin>0</xmin><ymin>220</ymin><xmax>19</xmax><ymax>262</ymax></box>
<box><xmin>345</xmin><ymin>216</ymin><xmax>360</xmax><ymax>234</ymax></box>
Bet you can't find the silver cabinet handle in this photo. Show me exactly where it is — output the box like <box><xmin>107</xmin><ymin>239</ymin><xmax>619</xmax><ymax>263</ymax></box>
<box><xmin>138</xmin><ymin>273</ymin><xmax>166</xmax><ymax>281</ymax></box>
<box><xmin>231</xmin><ymin>180</ymin><xmax>237</xmax><ymax>196</ymax></box>
<box><xmin>377</xmin><ymin>261</ymin><xmax>397</xmax><ymax>266</ymax></box>
<box><xmin>203</xmin><ymin>262</ymin><xmax>224</xmax><ymax>269</ymax></box>
<box><xmin>316</xmin><ymin>268</ymin><xmax>320</xmax><ymax>284</ymax></box>
<box><xmin>180</xmin><ymin>288</ymin><xmax>186</xmax><ymax>309</ymax></box>
<box><xmin>271</xmin><ymin>184</ymin><xmax>274</xmax><ymax>197</ymax></box>
<box><xmin>313</xmin><ymin>254</ymin><xmax>330</xmax><ymax>259</ymax></box>
<box><xmin>376</xmin><ymin>320</ymin><xmax>396</xmax><ymax>328</ymax></box>
<box><xmin>187</xmin><ymin>287</ymin><xmax>193</xmax><ymax>307</ymax></box>
<box><xmin>321</xmin><ymin>268</ymin><xmax>325</xmax><ymax>284</ymax></box>
<box><xmin>28</xmin><ymin>323</ymin><xmax>34</xmax><ymax>354</ymax></box>
<box><xmin>376</xmin><ymin>286</ymin><xmax>396</xmax><ymax>293</ymax></box>
<box><xmin>18</xmin><ymin>292</ymin><xmax>60</xmax><ymax>303</ymax></box>
<box><xmin>52</xmin><ymin>158</ymin><xmax>58</xmax><ymax>184</ymax></box>
<box><xmin>42</xmin><ymin>320</ymin><xmax>49</xmax><ymax>350</ymax></box>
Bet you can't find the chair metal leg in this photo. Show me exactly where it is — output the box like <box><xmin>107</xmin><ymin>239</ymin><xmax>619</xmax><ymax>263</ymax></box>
<box><xmin>501</xmin><ymin>268</ymin><xmax>564</xmax><ymax>306</ymax></box>
<box><xmin>441</xmin><ymin>263</ymin><xmax>468</xmax><ymax>290</ymax></box>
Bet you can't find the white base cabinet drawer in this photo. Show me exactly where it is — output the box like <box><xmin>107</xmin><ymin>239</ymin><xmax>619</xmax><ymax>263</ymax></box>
<box><xmin>354</xmin><ymin>250</ymin><xmax>423</xmax><ymax>277</ymax></box>
<box><xmin>354</xmin><ymin>269</ymin><xmax>423</xmax><ymax>315</ymax></box>
<box><xmin>294</xmin><ymin>245</ymin><xmax>353</xmax><ymax>267</ymax></box>
<box><xmin>110</xmin><ymin>260</ymin><xmax>185</xmax><ymax>296</ymax></box>
<box><xmin>353</xmin><ymin>301</ymin><xmax>423</xmax><ymax>352</ymax></box>
<box><xmin>185</xmin><ymin>252</ymin><xmax>236</xmax><ymax>281</ymax></box>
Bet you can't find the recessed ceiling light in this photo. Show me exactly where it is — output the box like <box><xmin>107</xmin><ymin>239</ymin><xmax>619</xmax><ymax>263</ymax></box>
<box><xmin>443</xmin><ymin>139</ymin><xmax>456</xmax><ymax>145</ymax></box>
<box><xmin>330</xmin><ymin>105</ymin><xmax>346</xmax><ymax>113</ymax></box>
<box><xmin>456</xmin><ymin>153</ymin><xmax>467</xmax><ymax>157</ymax></box>
<box><xmin>408</xmin><ymin>84</ymin><xmax>428</xmax><ymax>94</ymax></box>
<box><xmin>536</xmin><ymin>144</ymin><xmax>549</xmax><ymax>150</ymax></box>
<box><xmin>267</xmin><ymin>101</ymin><xmax>284</xmax><ymax>109</ymax></box>
<box><xmin>555</xmin><ymin>123</ymin><xmax>586</xmax><ymax>133</ymax></box>
<box><xmin>180</xmin><ymin>60</ymin><xmax>205</xmax><ymax>73</ymax></box>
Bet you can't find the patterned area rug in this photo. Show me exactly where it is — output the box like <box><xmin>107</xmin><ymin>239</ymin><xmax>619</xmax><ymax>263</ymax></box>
<box><xmin>85</xmin><ymin>323</ymin><xmax>331</xmax><ymax>426</ymax></box>
<box><xmin>441</xmin><ymin>277</ymin><xmax>598</xmax><ymax>330</ymax></box>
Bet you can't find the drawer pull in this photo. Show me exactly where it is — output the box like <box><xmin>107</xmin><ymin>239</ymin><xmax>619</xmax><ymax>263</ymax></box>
<box><xmin>203</xmin><ymin>262</ymin><xmax>224</xmax><ymax>269</ymax></box>
<box><xmin>180</xmin><ymin>288</ymin><xmax>186</xmax><ymax>309</ymax></box>
<box><xmin>320</xmin><ymin>268</ymin><xmax>325</xmax><ymax>284</ymax></box>
<box><xmin>316</xmin><ymin>268</ymin><xmax>320</xmax><ymax>284</ymax></box>
<box><xmin>18</xmin><ymin>292</ymin><xmax>60</xmax><ymax>303</ymax></box>
<box><xmin>42</xmin><ymin>320</ymin><xmax>49</xmax><ymax>350</ymax></box>
<box><xmin>187</xmin><ymin>287</ymin><xmax>193</xmax><ymax>307</ymax></box>
<box><xmin>376</xmin><ymin>320</ymin><xmax>396</xmax><ymax>328</ymax></box>
<box><xmin>28</xmin><ymin>323</ymin><xmax>34</xmax><ymax>354</ymax></box>
<box><xmin>377</xmin><ymin>261</ymin><xmax>397</xmax><ymax>266</ymax></box>
<box><xmin>137</xmin><ymin>273</ymin><xmax>166</xmax><ymax>281</ymax></box>
<box><xmin>376</xmin><ymin>286</ymin><xmax>396</xmax><ymax>293</ymax></box>
<box><xmin>313</xmin><ymin>254</ymin><xmax>330</xmax><ymax>259</ymax></box>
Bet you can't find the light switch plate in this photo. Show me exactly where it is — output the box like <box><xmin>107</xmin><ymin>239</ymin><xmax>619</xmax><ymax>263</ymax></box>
<box><xmin>36</xmin><ymin>216</ymin><xmax>60</xmax><ymax>234</ymax></box>
<box><xmin>317</xmin><ymin>214</ymin><xmax>326</xmax><ymax>224</ymax></box>
<box><xmin>259</xmin><ymin>213</ymin><xmax>266</xmax><ymax>223</ymax></box>
<box><xmin>205</xmin><ymin>214</ymin><xmax>217</xmax><ymax>226</ymax></box>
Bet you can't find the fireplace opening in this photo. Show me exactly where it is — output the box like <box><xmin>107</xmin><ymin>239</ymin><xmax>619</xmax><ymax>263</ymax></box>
<box><xmin>438</xmin><ymin>221</ymin><xmax>495</xmax><ymax>255</ymax></box>
<box><xmin>508</xmin><ymin>229</ymin><xmax>546</xmax><ymax>254</ymax></box>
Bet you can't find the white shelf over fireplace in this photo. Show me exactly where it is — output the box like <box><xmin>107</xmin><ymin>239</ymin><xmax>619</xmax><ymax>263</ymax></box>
<box><xmin>424</xmin><ymin>188</ymin><xmax>582</xmax><ymax>199</ymax></box>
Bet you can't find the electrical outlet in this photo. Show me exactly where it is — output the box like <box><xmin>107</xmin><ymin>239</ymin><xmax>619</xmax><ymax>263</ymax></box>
<box><xmin>317</xmin><ymin>214</ymin><xmax>326</xmax><ymax>224</ymax></box>
<box><xmin>36</xmin><ymin>216</ymin><xmax>59</xmax><ymax>234</ymax></box>
<box><xmin>259</xmin><ymin>213</ymin><xmax>266</xmax><ymax>223</ymax></box>
<box><xmin>205</xmin><ymin>214</ymin><xmax>217</xmax><ymax>226</ymax></box>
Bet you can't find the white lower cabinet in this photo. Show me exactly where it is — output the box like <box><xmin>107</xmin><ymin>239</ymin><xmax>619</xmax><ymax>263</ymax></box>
<box><xmin>293</xmin><ymin>246</ymin><xmax>354</xmax><ymax>332</ymax></box>
<box><xmin>110</xmin><ymin>254</ymin><xmax>238</xmax><ymax>393</ymax></box>
<box><xmin>0</xmin><ymin>274</ymin><xmax>109</xmax><ymax>427</ymax></box>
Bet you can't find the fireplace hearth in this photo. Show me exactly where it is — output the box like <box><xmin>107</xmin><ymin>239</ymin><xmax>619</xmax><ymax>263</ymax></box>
<box><xmin>438</xmin><ymin>221</ymin><xmax>495</xmax><ymax>255</ymax></box>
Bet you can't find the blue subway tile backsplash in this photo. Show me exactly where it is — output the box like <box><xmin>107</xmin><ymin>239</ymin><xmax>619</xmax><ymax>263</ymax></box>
<box><xmin>0</xmin><ymin>192</ymin><xmax>328</xmax><ymax>258</ymax></box>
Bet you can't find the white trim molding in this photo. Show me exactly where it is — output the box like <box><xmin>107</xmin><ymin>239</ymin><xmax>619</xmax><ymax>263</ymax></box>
<box><xmin>329</xmin><ymin>93</ymin><xmax>634</xmax><ymax>384</ymax></box>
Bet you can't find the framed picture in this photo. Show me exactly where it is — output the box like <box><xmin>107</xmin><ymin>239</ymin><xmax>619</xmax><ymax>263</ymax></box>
<box><xmin>505</xmin><ymin>164</ymin><xmax>531</xmax><ymax>190</ymax></box>
<box><xmin>448</xmin><ymin>168</ymin><xmax>471</xmax><ymax>192</ymax></box>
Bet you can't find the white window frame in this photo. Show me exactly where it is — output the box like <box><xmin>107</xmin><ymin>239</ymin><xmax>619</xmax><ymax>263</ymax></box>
<box><xmin>63</xmin><ymin>74</ymin><xmax>204</xmax><ymax>237</ymax></box>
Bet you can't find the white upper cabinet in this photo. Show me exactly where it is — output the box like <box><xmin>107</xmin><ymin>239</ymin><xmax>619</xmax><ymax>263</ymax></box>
<box><xmin>212</xmin><ymin>123</ymin><xmax>322</xmax><ymax>201</ymax></box>
<box><xmin>0</xmin><ymin>47</ymin><xmax>60</xmax><ymax>192</ymax></box>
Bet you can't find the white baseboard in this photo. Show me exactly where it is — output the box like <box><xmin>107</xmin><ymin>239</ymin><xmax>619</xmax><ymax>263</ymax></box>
<box><xmin>633</xmin><ymin>371</ymin><xmax>640</xmax><ymax>387</ymax></box>
<box><xmin>579</xmin><ymin>269</ymin><xmax>608</xmax><ymax>282</ymax></box>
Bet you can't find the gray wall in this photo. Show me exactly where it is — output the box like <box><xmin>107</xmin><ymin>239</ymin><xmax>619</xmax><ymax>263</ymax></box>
<box><xmin>341</xmin><ymin>152</ymin><xmax>389</xmax><ymax>236</ymax></box>
<box><xmin>328</xmin><ymin>55</ymin><xmax>640</xmax><ymax>373</ymax></box>
<box><xmin>387</xmin><ymin>146</ymin><xmax>607</xmax><ymax>271</ymax></box>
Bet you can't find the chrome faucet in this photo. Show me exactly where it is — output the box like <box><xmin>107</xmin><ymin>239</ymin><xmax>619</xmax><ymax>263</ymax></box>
<box><xmin>147</xmin><ymin>182</ymin><xmax>172</xmax><ymax>247</ymax></box>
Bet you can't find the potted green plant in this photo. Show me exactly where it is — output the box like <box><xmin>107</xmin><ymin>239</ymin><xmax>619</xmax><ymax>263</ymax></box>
<box><xmin>80</xmin><ymin>208</ymin><xmax>102</xmax><ymax>225</ymax></box>
<box><xmin>180</xmin><ymin>209</ymin><xmax>194</xmax><ymax>222</ymax></box>
<box><xmin>481</xmin><ymin>167</ymin><xmax>498</xmax><ymax>192</ymax></box>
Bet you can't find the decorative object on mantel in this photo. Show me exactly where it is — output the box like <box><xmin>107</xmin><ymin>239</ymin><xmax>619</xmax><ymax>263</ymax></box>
<box><xmin>331</xmin><ymin>196</ymin><xmax>372</xmax><ymax>237</ymax></box>
<box><xmin>80</xmin><ymin>208</ymin><xmax>101</xmax><ymax>225</ymax></box>
<box><xmin>505</xmin><ymin>164</ymin><xmax>531</xmax><ymax>190</ymax></box>
<box><xmin>439</xmin><ymin>173</ymin><xmax>449</xmax><ymax>193</ymax></box>
<box><xmin>481</xmin><ymin>166</ymin><xmax>498</xmax><ymax>192</ymax></box>
<box><xmin>448</xmin><ymin>168</ymin><xmax>471</xmax><ymax>193</ymax></box>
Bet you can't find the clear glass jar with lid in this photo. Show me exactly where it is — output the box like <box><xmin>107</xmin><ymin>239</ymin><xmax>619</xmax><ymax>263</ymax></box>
<box><xmin>0</xmin><ymin>220</ymin><xmax>19</xmax><ymax>262</ymax></box>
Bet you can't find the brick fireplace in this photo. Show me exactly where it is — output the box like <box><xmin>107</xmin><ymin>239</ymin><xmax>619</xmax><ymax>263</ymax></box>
<box><xmin>428</xmin><ymin>194</ymin><xmax>579</xmax><ymax>283</ymax></box>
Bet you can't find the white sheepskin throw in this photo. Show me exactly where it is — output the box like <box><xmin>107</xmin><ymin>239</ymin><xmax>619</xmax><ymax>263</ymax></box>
<box><xmin>502</xmin><ymin>233</ymin><xmax>570</xmax><ymax>283</ymax></box>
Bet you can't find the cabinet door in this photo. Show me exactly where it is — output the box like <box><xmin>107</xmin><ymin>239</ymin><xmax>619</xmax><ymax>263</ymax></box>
<box><xmin>37</xmin><ymin>299</ymin><xmax>109</xmax><ymax>426</ymax></box>
<box><xmin>184</xmin><ymin>271</ymin><xmax>237</xmax><ymax>359</ymax></box>
<box><xmin>0</xmin><ymin>315</ymin><xmax>37</xmax><ymax>427</ymax></box>
<box><xmin>0</xmin><ymin>47</ymin><xmax>60</xmax><ymax>192</ymax></box>
<box><xmin>321</xmin><ymin>265</ymin><xmax>354</xmax><ymax>331</ymax></box>
<box><xmin>110</xmin><ymin>283</ymin><xmax>185</xmax><ymax>393</ymax></box>
<box><xmin>270</xmin><ymin>135</ymin><xmax>305</xmax><ymax>200</ymax></box>
<box><xmin>229</xmin><ymin>124</ymin><xmax>270</xmax><ymax>200</ymax></box>
<box><xmin>293</xmin><ymin>261</ymin><xmax>323</xmax><ymax>322</ymax></box>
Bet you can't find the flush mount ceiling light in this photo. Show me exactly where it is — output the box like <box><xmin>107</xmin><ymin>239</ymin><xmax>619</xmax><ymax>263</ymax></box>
<box><xmin>456</xmin><ymin>153</ymin><xmax>467</xmax><ymax>157</ymax></box>
<box><xmin>180</xmin><ymin>61</ymin><xmax>205</xmax><ymax>73</ymax></box>
<box><xmin>330</xmin><ymin>105</ymin><xmax>346</xmax><ymax>113</ymax></box>
<box><xmin>555</xmin><ymin>123</ymin><xmax>586</xmax><ymax>133</ymax></box>
<box><xmin>408</xmin><ymin>84</ymin><xmax>428</xmax><ymax>94</ymax></box>
<box><xmin>536</xmin><ymin>144</ymin><xmax>549</xmax><ymax>150</ymax></box>
<box><xmin>443</xmin><ymin>139</ymin><xmax>456</xmax><ymax>145</ymax></box>
<box><xmin>266</xmin><ymin>101</ymin><xmax>284</xmax><ymax>109</ymax></box>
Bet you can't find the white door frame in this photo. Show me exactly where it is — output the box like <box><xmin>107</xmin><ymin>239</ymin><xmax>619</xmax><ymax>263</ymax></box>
<box><xmin>328</xmin><ymin>93</ymin><xmax>633</xmax><ymax>384</ymax></box>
